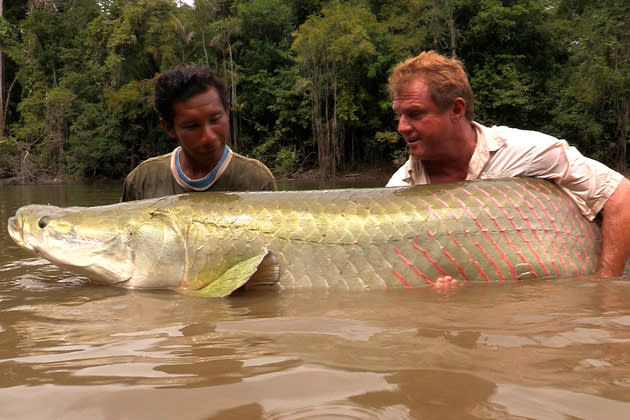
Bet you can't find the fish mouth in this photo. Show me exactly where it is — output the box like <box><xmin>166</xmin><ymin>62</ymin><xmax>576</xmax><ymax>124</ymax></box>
<box><xmin>7</xmin><ymin>216</ymin><xmax>20</xmax><ymax>240</ymax></box>
<box><xmin>7</xmin><ymin>216</ymin><xmax>31</xmax><ymax>250</ymax></box>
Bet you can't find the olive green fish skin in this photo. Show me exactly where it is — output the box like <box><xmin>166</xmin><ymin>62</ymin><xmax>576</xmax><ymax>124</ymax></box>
<box><xmin>7</xmin><ymin>178</ymin><xmax>602</xmax><ymax>293</ymax></box>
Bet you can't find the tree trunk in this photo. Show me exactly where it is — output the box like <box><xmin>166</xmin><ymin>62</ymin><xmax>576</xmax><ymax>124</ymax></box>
<box><xmin>615</xmin><ymin>99</ymin><xmax>629</xmax><ymax>172</ymax></box>
<box><xmin>449</xmin><ymin>10</ymin><xmax>457</xmax><ymax>58</ymax></box>
<box><xmin>331</xmin><ymin>62</ymin><xmax>338</xmax><ymax>178</ymax></box>
<box><xmin>0</xmin><ymin>0</ymin><xmax>4</xmax><ymax>137</ymax></box>
<box><xmin>227</xmin><ymin>39</ymin><xmax>238</xmax><ymax>150</ymax></box>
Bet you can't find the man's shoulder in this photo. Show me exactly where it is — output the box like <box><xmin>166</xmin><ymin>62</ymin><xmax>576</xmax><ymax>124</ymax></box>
<box><xmin>134</xmin><ymin>152</ymin><xmax>172</xmax><ymax>170</ymax></box>
<box><xmin>124</xmin><ymin>152</ymin><xmax>173</xmax><ymax>185</ymax></box>
<box><xmin>476</xmin><ymin>123</ymin><xmax>563</xmax><ymax>155</ymax></box>
<box><xmin>230</xmin><ymin>152</ymin><xmax>268</xmax><ymax>167</ymax></box>
<box><xmin>122</xmin><ymin>152</ymin><xmax>178</xmax><ymax>201</ymax></box>
<box><xmin>484</xmin><ymin>124</ymin><xmax>558</xmax><ymax>144</ymax></box>
<box><xmin>229</xmin><ymin>152</ymin><xmax>274</xmax><ymax>176</ymax></box>
<box><xmin>221</xmin><ymin>152</ymin><xmax>276</xmax><ymax>190</ymax></box>
<box><xmin>125</xmin><ymin>152</ymin><xmax>172</xmax><ymax>180</ymax></box>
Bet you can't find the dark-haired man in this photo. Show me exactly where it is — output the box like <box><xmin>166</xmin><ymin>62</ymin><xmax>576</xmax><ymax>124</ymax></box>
<box><xmin>122</xmin><ymin>65</ymin><xmax>276</xmax><ymax>202</ymax></box>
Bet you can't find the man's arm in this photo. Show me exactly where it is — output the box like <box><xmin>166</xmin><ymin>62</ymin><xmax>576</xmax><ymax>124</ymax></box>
<box><xmin>596</xmin><ymin>176</ymin><xmax>630</xmax><ymax>277</ymax></box>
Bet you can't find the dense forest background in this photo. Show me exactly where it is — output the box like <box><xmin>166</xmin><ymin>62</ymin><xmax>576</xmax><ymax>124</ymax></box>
<box><xmin>0</xmin><ymin>0</ymin><xmax>628</xmax><ymax>182</ymax></box>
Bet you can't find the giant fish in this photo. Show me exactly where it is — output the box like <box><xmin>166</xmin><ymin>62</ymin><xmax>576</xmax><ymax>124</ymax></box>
<box><xmin>7</xmin><ymin>178</ymin><xmax>602</xmax><ymax>297</ymax></box>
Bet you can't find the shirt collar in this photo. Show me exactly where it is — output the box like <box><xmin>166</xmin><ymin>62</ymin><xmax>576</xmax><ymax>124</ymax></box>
<box><xmin>170</xmin><ymin>145</ymin><xmax>233</xmax><ymax>191</ymax></box>
<box><xmin>466</xmin><ymin>122</ymin><xmax>505</xmax><ymax>180</ymax></box>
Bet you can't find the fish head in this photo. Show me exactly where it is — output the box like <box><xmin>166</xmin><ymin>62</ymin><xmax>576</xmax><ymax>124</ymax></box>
<box><xmin>7</xmin><ymin>201</ymin><xmax>186</xmax><ymax>289</ymax></box>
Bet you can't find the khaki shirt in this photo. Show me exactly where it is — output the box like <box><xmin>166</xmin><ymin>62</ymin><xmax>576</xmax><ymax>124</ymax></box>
<box><xmin>122</xmin><ymin>148</ymin><xmax>277</xmax><ymax>201</ymax></box>
<box><xmin>387</xmin><ymin>122</ymin><xmax>623</xmax><ymax>220</ymax></box>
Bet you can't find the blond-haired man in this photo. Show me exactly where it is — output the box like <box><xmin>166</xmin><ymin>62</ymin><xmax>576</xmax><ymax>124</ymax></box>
<box><xmin>387</xmin><ymin>51</ymin><xmax>630</xmax><ymax>278</ymax></box>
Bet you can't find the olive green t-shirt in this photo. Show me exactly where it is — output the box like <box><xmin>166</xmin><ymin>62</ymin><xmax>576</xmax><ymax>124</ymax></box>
<box><xmin>121</xmin><ymin>150</ymin><xmax>277</xmax><ymax>201</ymax></box>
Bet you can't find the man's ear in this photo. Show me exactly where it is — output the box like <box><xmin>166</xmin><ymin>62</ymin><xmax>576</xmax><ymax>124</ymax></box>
<box><xmin>451</xmin><ymin>97</ymin><xmax>467</xmax><ymax>120</ymax></box>
<box><xmin>159</xmin><ymin>118</ymin><xmax>176</xmax><ymax>139</ymax></box>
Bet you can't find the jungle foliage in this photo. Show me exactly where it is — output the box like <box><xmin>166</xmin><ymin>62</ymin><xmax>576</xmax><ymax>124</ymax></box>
<box><xmin>0</xmin><ymin>0</ymin><xmax>628</xmax><ymax>182</ymax></box>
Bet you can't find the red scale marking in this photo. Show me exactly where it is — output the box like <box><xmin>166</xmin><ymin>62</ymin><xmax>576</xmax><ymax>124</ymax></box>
<box><xmin>512</xmin><ymin>182</ymin><xmax>580</xmax><ymax>275</ymax></box>
<box><xmin>447</xmin><ymin>190</ymin><xmax>514</xmax><ymax>281</ymax></box>
<box><xmin>567</xmin><ymin>215</ymin><xmax>599</xmax><ymax>269</ymax></box>
<box><xmin>473</xmin><ymin>185</ymin><xmax>547</xmax><ymax>278</ymax></box>
<box><xmin>393</xmin><ymin>246</ymin><xmax>432</xmax><ymax>285</ymax></box>
<box><xmin>576</xmin><ymin>220</ymin><xmax>601</xmax><ymax>269</ymax></box>
<box><xmin>418</xmin><ymin>247</ymin><xmax>447</xmax><ymax>276</ymax></box>
<box><xmin>502</xmin><ymin>185</ymin><xmax>567</xmax><ymax>276</ymax></box>
<box><xmin>470</xmin><ymin>242</ymin><xmax>504</xmax><ymax>281</ymax></box>
<box><xmin>391</xmin><ymin>268</ymin><xmax>412</xmax><ymax>288</ymax></box>
<box><xmin>412</xmin><ymin>229</ymin><xmax>447</xmax><ymax>277</ymax></box>
<box><xmin>430</xmin><ymin>194</ymin><xmax>502</xmax><ymax>281</ymax></box>
<box><xmin>449</xmin><ymin>235</ymin><xmax>489</xmax><ymax>281</ymax></box>
<box><xmin>527</xmin><ymin>180</ymin><xmax>577</xmax><ymax>230</ymax></box>
<box><xmin>441</xmin><ymin>248</ymin><xmax>470</xmax><ymax>281</ymax></box>
<box><xmin>486</xmin><ymin>186</ymin><xmax>562</xmax><ymax>277</ymax></box>
<box><xmin>525</xmin><ymin>180</ymin><xmax>599</xmax><ymax>271</ymax></box>
<box><xmin>418</xmin><ymin>199</ymin><xmax>489</xmax><ymax>282</ymax></box>
<box><xmin>548</xmin><ymin>181</ymin><xmax>600</xmax><ymax>271</ymax></box>
<box><xmin>463</xmin><ymin>190</ymin><xmax>535</xmax><ymax>281</ymax></box>
<box><xmin>520</xmin><ymin>180</ymin><xmax>585</xmax><ymax>273</ymax></box>
<box><xmin>411</xmin><ymin>232</ymin><xmax>471</xmax><ymax>281</ymax></box>
<box><xmin>548</xmin><ymin>197</ymin><xmax>593</xmax><ymax>274</ymax></box>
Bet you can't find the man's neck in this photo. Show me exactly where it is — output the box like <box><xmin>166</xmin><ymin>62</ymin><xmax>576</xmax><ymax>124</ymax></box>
<box><xmin>424</xmin><ymin>163</ymin><xmax>469</xmax><ymax>184</ymax></box>
<box><xmin>179</xmin><ymin>150</ymin><xmax>221</xmax><ymax>180</ymax></box>
<box><xmin>424</xmin><ymin>122</ymin><xmax>477</xmax><ymax>183</ymax></box>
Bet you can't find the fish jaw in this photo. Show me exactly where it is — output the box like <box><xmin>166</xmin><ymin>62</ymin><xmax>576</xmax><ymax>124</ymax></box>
<box><xmin>8</xmin><ymin>215</ymin><xmax>32</xmax><ymax>251</ymax></box>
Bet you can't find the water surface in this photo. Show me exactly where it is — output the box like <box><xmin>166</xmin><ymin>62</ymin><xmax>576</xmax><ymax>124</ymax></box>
<box><xmin>1</xmin><ymin>182</ymin><xmax>630</xmax><ymax>419</ymax></box>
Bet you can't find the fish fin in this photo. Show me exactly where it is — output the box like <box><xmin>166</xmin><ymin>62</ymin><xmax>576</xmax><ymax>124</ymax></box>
<box><xmin>244</xmin><ymin>251</ymin><xmax>280</xmax><ymax>289</ymax></box>
<box><xmin>182</xmin><ymin>250</ymin><xmax>279</xmax><ymax>298</ymax></box>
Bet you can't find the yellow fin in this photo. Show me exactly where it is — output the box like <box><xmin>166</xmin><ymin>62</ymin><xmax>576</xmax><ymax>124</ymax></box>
<box><xmin>182</xmin><ymin>250</ymin><xmax>279</xmax><ymax>298</ymax></box>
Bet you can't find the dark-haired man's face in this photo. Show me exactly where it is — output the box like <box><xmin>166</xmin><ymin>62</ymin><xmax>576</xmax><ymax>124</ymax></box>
<box><xmin>160</xmin><ymin>87</ymin><xmax>229</xmax><ymax>174</ymax></box>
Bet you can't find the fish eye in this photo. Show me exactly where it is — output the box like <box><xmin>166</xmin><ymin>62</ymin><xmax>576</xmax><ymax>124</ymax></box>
<box><xmin>38</xmin><ymin>216</ymin><xmax>51</xmax><ymax>229</ymax></box>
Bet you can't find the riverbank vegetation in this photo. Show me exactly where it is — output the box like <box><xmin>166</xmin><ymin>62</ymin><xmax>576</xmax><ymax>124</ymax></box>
<box><xmin>0</xmin><ymin>0</ymin><xmax>628</xmax><ymax>183</ymax></box>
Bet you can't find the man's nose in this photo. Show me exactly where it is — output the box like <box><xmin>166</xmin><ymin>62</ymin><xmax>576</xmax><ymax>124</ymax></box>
<box><xmin>200</xmin><ymin>123</ymin><xmax>217</xmax><ymax>141</ymax></box>
<box><xmin>397</xmin><ymin>115</ymin><xmax>411</xmax><ymax>133</ymax></box>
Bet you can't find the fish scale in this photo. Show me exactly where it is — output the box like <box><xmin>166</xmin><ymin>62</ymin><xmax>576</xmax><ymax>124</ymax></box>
<box><xmin>7</xmin><ymin>178</ymin><xmax>607</xmax><ymax>296</ymax></box>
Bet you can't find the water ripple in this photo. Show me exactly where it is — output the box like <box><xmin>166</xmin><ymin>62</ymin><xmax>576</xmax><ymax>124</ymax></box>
<box><xmin>264</xmin><ymin>403</ymin><xmax>414</xmax><ymax>420</ymax></box>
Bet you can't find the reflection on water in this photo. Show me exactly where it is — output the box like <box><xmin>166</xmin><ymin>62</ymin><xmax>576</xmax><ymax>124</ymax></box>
<box><xmin>2</xmin><ymin>183</ymin><xmax>630</xmax><ymax>419</ymax></box>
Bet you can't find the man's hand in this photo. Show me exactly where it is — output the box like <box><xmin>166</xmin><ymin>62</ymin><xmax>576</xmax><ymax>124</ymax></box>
<box><xmin>430</xmin><ymin>275</ymin><xmax>459</xmax><ymax>288</ymax></box>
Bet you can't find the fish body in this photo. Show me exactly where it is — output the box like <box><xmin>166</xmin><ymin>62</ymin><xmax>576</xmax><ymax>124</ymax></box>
<box><xmin>8</xmin><ymin>178</ymin><xmax>602</xmax><ymax>296</ymax></box>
